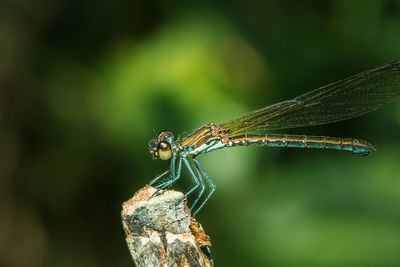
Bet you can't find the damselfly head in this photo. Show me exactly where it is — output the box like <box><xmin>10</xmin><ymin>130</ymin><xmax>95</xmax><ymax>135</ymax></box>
<box><xmin>148</xmin><ymin>130</ymin><xmax>174</xmax><ymax>160</ymax></box>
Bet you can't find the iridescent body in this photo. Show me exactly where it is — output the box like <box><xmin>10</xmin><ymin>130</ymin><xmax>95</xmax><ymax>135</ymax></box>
<box><xmin>148</xmin><ymin>61</ymin><xmax>400</xmax><ymax>216</ymax></box>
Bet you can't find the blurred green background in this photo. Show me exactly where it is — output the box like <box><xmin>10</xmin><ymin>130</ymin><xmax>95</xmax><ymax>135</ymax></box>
<box><xmin>1</xmin><ymin>0</ymin><xmax>400</xmax><ymax>266</ymax></box>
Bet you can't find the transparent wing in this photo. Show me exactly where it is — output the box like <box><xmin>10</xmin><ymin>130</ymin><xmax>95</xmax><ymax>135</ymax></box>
<box><xmin>220</xmin><ymin>60</ymin><xmax>400</xmax><ymax>134</ymax></box>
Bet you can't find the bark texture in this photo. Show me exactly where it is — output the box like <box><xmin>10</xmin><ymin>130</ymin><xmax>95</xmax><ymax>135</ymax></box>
<box><xmin>121</xmin><ymin>186</ymin><xmax>213</xmax><ymax>267</ymax></box>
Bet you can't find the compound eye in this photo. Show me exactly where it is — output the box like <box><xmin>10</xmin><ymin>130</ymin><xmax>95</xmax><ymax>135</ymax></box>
<box><xmin>158</xmin><ymin>131</ymin><xmax>174</xmax><ymax>144</ymax></box>
<box><xmin>157</xmin><ymin>141</ymin><xmax>172</xmax><ymax>160</ymax></box>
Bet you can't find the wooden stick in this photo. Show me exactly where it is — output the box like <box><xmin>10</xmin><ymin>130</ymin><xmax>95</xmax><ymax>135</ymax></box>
<box><xmin>121</xmin><ymin>185</ymin><xmax>214</xmax><ymax>266</ymax></box>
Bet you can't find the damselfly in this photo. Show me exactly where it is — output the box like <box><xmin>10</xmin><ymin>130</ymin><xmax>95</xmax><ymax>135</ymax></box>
<box><xmin>148</xmin><ymin>60</ymin><xmax>400</xmax><ymax>216</ymax></box>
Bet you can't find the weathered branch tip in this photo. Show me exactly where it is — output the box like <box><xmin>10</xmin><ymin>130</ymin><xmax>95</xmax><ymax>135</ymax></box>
<box><xmin>121</xmin><ymin>185</ymin><xmax>213</xmax><ymax>267</ymax></box>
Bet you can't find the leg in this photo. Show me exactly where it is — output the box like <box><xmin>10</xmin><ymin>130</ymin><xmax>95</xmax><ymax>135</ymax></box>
<box><xmin>155</xmin><ymin>156</ymin><xmax>182</xmax><ymax>189</ymax></box>
<box><xmin>190</xmin><ymin>159</ymin><xmax>206</xmax><ymax>211</ymax></box>
<box><xmin>173</xmin><ymin>157</ymin><xmax>204</xmax><ymax>208</ymax></box>
<box><xmin>179</xmin><ymin>157</ymin><xmax>202</xmax><ymax>199</ymax></box>
<box><xmin>148</xmin><ymin>170</ymin><xmax>170</xmax><ymax>186</ymax></box>
<box><xmin>192</xmin><ymin>158</ymin><xmax>216</xmax><ymax>216</ymax></box>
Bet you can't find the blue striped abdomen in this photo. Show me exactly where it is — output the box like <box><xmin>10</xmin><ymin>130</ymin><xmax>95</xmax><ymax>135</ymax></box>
<box><xmin>229</xmin><ymin>134</ymin><xmax>375</xmax><ymax>156</ymax></box>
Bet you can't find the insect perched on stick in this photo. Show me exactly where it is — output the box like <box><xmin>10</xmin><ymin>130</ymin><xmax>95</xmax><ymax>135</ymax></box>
<box><xmin>148</xmin><ymin>60</ymin><xmax>400</xmax><ymax>216</ymax></box>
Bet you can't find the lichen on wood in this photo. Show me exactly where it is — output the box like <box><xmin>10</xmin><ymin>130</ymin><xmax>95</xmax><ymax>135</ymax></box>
<box><xmin>121</xmin><ymin>186</ymin><xmax>213</xmax><ymax>267</ymax></box>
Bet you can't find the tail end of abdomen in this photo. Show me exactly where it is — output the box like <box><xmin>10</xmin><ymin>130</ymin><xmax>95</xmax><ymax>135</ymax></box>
<box><xmin>348</xmin><ymin>139</ymin><xmax>376</xmax><ymax>156</ymax></box>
